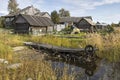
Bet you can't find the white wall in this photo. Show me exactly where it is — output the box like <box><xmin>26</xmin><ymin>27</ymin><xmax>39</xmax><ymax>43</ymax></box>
<box><xmin>54</xmin><ymin>24</ymin><xmax>65</xmax><ymax>31</ymax></box>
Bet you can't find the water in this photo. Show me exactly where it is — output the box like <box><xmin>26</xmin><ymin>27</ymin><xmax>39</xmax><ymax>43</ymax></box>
<box><xmin>45</xmin><ymin>54</ymin><xmax>120</xmax><ymax>80</ymax></box>
<box><xmin>19</xmin><ymin>49</ymin><xmax>120</xmax><ymax>80</ymax></box>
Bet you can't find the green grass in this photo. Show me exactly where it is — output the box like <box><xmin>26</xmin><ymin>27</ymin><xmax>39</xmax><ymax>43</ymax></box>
<box><xmin>29</xmin><ymin>35</ymin><xmax>86</xmax><ymax>48</ymax></box>
<box><xmin>0</xmin><ymin>29</ymin><xmax>78</xmax><ymax>80</ymax></box>
<box><xmin>0</xmin><ymin>28</ymin><xmax>120</xmax><ymax>79</ymax></box>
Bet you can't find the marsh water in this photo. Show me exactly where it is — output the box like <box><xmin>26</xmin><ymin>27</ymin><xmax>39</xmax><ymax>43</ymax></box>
<box><xmin>44</xmin><ymin>54</ymin><xmax>120</xmax><ymax>80</ymax></box>
<box><xmin>19</xmin><ymin>49</ymin><xmax>120</xmax><ymax>80</ymax></box>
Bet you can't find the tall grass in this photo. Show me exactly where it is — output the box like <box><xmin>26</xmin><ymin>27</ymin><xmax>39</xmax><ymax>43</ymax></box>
<box><xmin>0</xmin><ymin>28</ymin><xmax>120</xmax><ymax>80</ymax></box>
<box><xmin>0</xmin><ymin>29</ymin><xmax>77</xmax><ymax>80</ymax></box>
<box><xmin>28</xmin><ymin>32</ymin><xmax>120</xmax><ymax>62</ymax></box>
<box><xmin>86</xmin><ymin>33</ymin><xmax>120</xmax><ymax>62</ymax></box>
<box><xmin>29</xmin><ymin>35</ymin><xmax>86</xmax><ymax>48</ymax></box>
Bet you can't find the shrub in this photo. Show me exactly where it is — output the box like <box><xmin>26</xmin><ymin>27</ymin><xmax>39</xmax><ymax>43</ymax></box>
<box><xmin>0</xmin><ymin>17</ymin><xmax>4</xmax><ymax>28</ymax></box>
<box><xmin>60</xmin><ymin>26</ymin><xmax>73</xmax><ymax>34</ymax></box>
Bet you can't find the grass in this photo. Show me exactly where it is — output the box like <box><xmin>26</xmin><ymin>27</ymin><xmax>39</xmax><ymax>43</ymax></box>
<box><xmin>0</xmin><ymin>29</ymin><xmax>77</xmax><ymax>80</ymax></box>
<box><xmin>29</xmin><ymin>35</ymin><xmax>86</xmax><ymax>48</ymax></box>
<box><xmin>0</xmin><ymin>28</ymin><xmax>120</xmax><ymax>79</ymax></box>
<box><xmin>85</xmin><ymin>33</ymin><xmax>120</xmax><ymax>62</ymax></box>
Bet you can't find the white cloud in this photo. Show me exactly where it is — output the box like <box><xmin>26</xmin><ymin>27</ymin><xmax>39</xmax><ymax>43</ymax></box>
<box><xmin>62</xmin><ymin>0</ymin><xmax>120</xmax><ymax>11</ymax></box>
<box><xmin>0</xmin><ymin>11</ymin><xmax>8</xmax><ymax>15</ymax></box>
<box><xmin>0</xmin><ymin>0</ymin><xmax>9</xmax><ymax>15</ymax></box>
<box><xmin>17</xmin><ymin>0</ymin><xmax>44</xmax><ymax>9</ymax></box>
<box><xmin>105</xmin><ymin>14</ymin><xmax>120</xmax><ymax>23</ymax></box>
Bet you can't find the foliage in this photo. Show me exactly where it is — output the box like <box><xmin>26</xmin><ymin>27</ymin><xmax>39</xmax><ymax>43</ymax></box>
<box><xmin>59</xmin><ymin>8</ymin><xmax>70</xmax><ymax>17</ymax></box>
<box><xmin>8</xmin><ymin>0</ymin><xmax>19</xmax><ymax>14</ymax></box>
<box><xmin>51</xmin><ymin>10</ymin><xmax>60</xmax><ymax>24</ymax></box>
<box><xmin>0</xmin><ymin>17</ymin><xmax>5</xmax><ymax>28</ymax></box>
<box><xmin>60</xmin><ymin>26</ymin><xmax>73</xmax><ymax>34</ymax></box>
<box><xmin>29</xmin><ymin>35</ymin><xmax>85</xmax><ymax>48</ymax></box>
<box><xmin>107</xmin><ymin>26</ymin><xmax>114</xmax><ymax>33</ymax></box>
<box><xmin>86</xmin><ymin>33</ymin><xmax>120</xmax><ymax>62</ymax></box>
<box><xmin>1</xmin><ymin>28</ymin><xmax>120</xmax><ymax>79</ymax></box>
<box><xmin>98</xmin><ymin>25</ymin><xmax>114</xmax><ymax>35</ymax></box>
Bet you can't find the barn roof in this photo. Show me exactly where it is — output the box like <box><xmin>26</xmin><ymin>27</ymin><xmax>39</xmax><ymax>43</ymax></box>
<box><xmin>17</xmin><ymin>14</ymin><xmax>54</xmax><ymax>27</ymax></box>
<box><xmin>83</xmin><ymin>18</ymin><xmax>96</xmax><ymax>26</ymax></box>
<box><xmin>5</xmin><ymin>6</ymin><xmax>33</xmax><ymax>17</ymax></box>
<box><xmin>59</xmin><ymin>16</ymin><xmax>92</xmax><ymax>23</ymax></box>
<box><xmin>4</xmin><ymin>5</ymin><xmax>41</xmax><ymax>17</ymax></box>
<box><xmin>41</xmin><ymin>12</ymin><xmax>47</xmax><ymax>16</ymax></box>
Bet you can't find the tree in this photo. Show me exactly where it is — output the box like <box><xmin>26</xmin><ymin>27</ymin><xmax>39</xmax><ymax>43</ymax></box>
<box><xmin>59</xmin><ymin>8</ymin><xmax>70</xmax><ymax>17</ymax></box>
<box><xmin>51</xmin><ymin>10</ymin><xmax>60</xmax><ymax>24</ymax></box>
<box><xmin>8</xmin><ymin>0</ymin><xmax>19</xmax><ymax>14</ymax></box>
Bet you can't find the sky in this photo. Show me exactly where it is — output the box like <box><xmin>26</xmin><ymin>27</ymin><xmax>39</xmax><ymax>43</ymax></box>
<box><xmin>0</xmin><ymin>0</ymin><xmax>120</xmax><ymax>24</ymax></box>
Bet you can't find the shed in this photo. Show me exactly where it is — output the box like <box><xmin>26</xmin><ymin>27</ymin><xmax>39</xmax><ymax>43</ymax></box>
<box><xmin>14</xmin><ymin>14</ymin><xmax>54</xmax><ymax>34</ymax></box>
<box><xmin>77</xmin><ymin>18</ymin><xmax>96</xmax><ymax>32</ymax></box>
<box><xmin>58</xmin><ymin>16</ymin><xmax>96</xmax><ymax>32</ymax></box>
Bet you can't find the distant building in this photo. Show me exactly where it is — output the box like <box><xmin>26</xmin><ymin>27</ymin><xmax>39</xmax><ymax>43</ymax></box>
<box><xmin>14</xmin><ymin>14</ymin><xmax>54</xmax><ymax>35</ymax></box>
<box><xmin>56</xmin><ymin>16</ymin><xmax>96</xmax><ymax>32</ymax></box>
<box><xmin>3</xmin><ymin>5</ymin><xmax>51</xmax><ymax>28</ymax></box>
<box><xmin>96</xmin><ymin>22</ymin><xmax>108</xmax><ymax>30</ymax></box>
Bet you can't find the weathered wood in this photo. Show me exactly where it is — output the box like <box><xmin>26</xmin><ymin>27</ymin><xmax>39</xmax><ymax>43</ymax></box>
<box><xmin>24</xmin><ymin>42</ymin><xmax>97</xmax><ymax>54</ymax></box>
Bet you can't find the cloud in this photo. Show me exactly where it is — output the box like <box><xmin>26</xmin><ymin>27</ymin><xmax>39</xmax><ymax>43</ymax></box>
<box><xmin>0</xmin><ymin>11</ymin><xmax>8</xmax><ymax>15</ymax></box>
<box><xmin>0</xmin><ymin>0</ymin><xmax>9</xmax><ymax>16</ymax></box>
<box><xmin>105</xmin><ymin>14</ymin><xmax>120</xmax><ymax>23</ymax></box>
<box><xmin>62</xmin><ymin>0</ymin><xmax>120</xmax><ymax>11</ymax></box>
<box><xmin>17</xmin><ymin>0</ymin><xmax>44</xmax><ymax>9</ymax></box>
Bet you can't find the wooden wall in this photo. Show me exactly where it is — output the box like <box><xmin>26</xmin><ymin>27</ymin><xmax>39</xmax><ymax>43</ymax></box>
<box><xmin>77</xmin><ymin>19</ymin><xmax>92</xmax><ymax>31</ymax></box>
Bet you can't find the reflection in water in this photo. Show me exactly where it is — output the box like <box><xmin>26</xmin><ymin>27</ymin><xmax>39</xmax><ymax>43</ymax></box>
<box><xmin>45</xmin><ymin>53</ymin><xmax>102</xmax><ymax>80</ymax></box>
<box><xmin>44</xmin><ymin>52</ymin><xmax>120</xmax><ymax>80</ymax></box>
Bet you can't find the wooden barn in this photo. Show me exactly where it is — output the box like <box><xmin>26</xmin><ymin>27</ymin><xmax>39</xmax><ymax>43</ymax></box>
<box><xmin>14</xmin><ymin>14</ymin><xmax>54</xmax><ymax>35</ymax></box>
<box><xmin>3</xmin><ymin>5</ymin><xmax>51</xmax><ymax>28</ymax></box>
<box><xmin>59</xmin><ymin>16</ymin><xmax>96</xmax><ymax>32</ymax></box>
<box><xmin>77</xmin><ymin>18</ymin><xmax>96</xmax><ymax>32</ymax></box>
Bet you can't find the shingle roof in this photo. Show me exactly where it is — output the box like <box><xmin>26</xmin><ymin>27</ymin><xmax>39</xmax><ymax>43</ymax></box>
<box><xmin>59</xmin><ymin>16</ymin><xmax>92</xmax><ymax>23</ymax></box>
<box><xmin>17</xmin><ymin>14</ymin><xmax>54</xmax><ymax>27</ymax></box>
<box><xmin>5</xmin><ymin>6</ymin><xmax>33</xmax><ymax>17</ymax></box>
<box><xmin>5</xmin><ymin>5</ymin><xmax>40</xmax><ymax>17</ymax></box>
<box><xmin>83</xmin><ymin>18</ymin><xmax>96</xmax><ymax>26</ymax></box>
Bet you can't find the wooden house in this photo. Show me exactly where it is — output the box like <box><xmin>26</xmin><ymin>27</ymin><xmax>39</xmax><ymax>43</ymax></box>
<box><xmin>77</xmin><ymin>18</ymin><xmax>96</xmax><ymax>32</ymax></box>
<box><xmin>58</xmin><ymin>16</ymin><xmax>96</xmax><ymax>32</ymax></box>
<box><xmin>14</xmin><ymin>14</ymin><xmax>54</xmax><ymax>35</ymax></box>
<box><xmin>4</xmin><ymin>5</ymin><xmax>51</xmax><ymax>28</ymax></box>
<box><xmin>96</xmin><ymin>22</ymin><xmax>108</xmax><ymax>30</ymax></box>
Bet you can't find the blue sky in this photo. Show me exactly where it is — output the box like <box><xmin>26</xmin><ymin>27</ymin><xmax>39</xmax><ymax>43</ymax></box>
<box><xmin>0</xmin><ymin>0</ymin><xmax>120</xmax><ymax>24</ymax></box>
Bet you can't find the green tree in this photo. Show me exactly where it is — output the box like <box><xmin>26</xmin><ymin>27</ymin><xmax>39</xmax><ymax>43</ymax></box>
<box><xmin>8</xmin><ymin>0</ymin><xmax>19</xmax><ymax>14</ymax></box>
<box><xmin>51</xmin><ymin>10</ymin><xmax>60</xmax><ymax>24</ymax></box>
<box><xmin>59</xmin><ymin>8</ymin><xmax>70</xmax><ymax>17</ymax></box>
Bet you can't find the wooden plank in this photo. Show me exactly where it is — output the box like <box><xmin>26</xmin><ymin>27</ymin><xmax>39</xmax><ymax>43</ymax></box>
<box><xmin>24</xmin><ymin>42</ymin><xmax>85</xmax><ymax>53</ymax></box>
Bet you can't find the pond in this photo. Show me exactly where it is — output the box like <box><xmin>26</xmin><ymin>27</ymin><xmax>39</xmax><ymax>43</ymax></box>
<box><xmin>45</xmin><ymin>53</ymin><xmax>120</xmax><ymax>80</ymax></box>
<box><xmin>16</xmin><ymin>48</ymin><xmax>120</xmax><ymax>80</ymax></box>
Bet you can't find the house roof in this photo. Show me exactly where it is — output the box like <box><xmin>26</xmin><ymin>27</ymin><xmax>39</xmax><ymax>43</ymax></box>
<box><xmin>4</xmin><ymin>6</ymin><xmax>50</xmax><ymax>18</ymax></box>
<box><xmin>96</xmin><ymin>22</ymin><xmax>108</xmax><ymax>26</ymax></box>
<box><xmin>41</xmin><ymin>12</ymin><xmax>47</xmax><ymax>15</ymax></box>
<box><xmin>59</xmin><ymin>16</ymin><xmax>92</xmax><ymax>23</ymax></box>
<box><xmin>5</xmin><ymin>5</ymin><xmax>40</xmax><ymax>17</ymax></box>
<box><xmin>16</xmin><ymin>14</ymin><xmax>54</xmax><ymax>27</ymax></box>
<box><xmin>83</xmin><ymin>18</ymin><xmax>96</xmax><ymax>26</ymax></box>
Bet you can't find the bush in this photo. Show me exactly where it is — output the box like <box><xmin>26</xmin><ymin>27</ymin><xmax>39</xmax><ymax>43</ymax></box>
<box><xmin>60</xmin><ymin>26</ymin><xmax>73</xmax><ymax>34</ymax></box>
<box><xmin>0</xmin><ymin>17</ymin><xmax>5</xmax><ymax>28</ymax></box>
